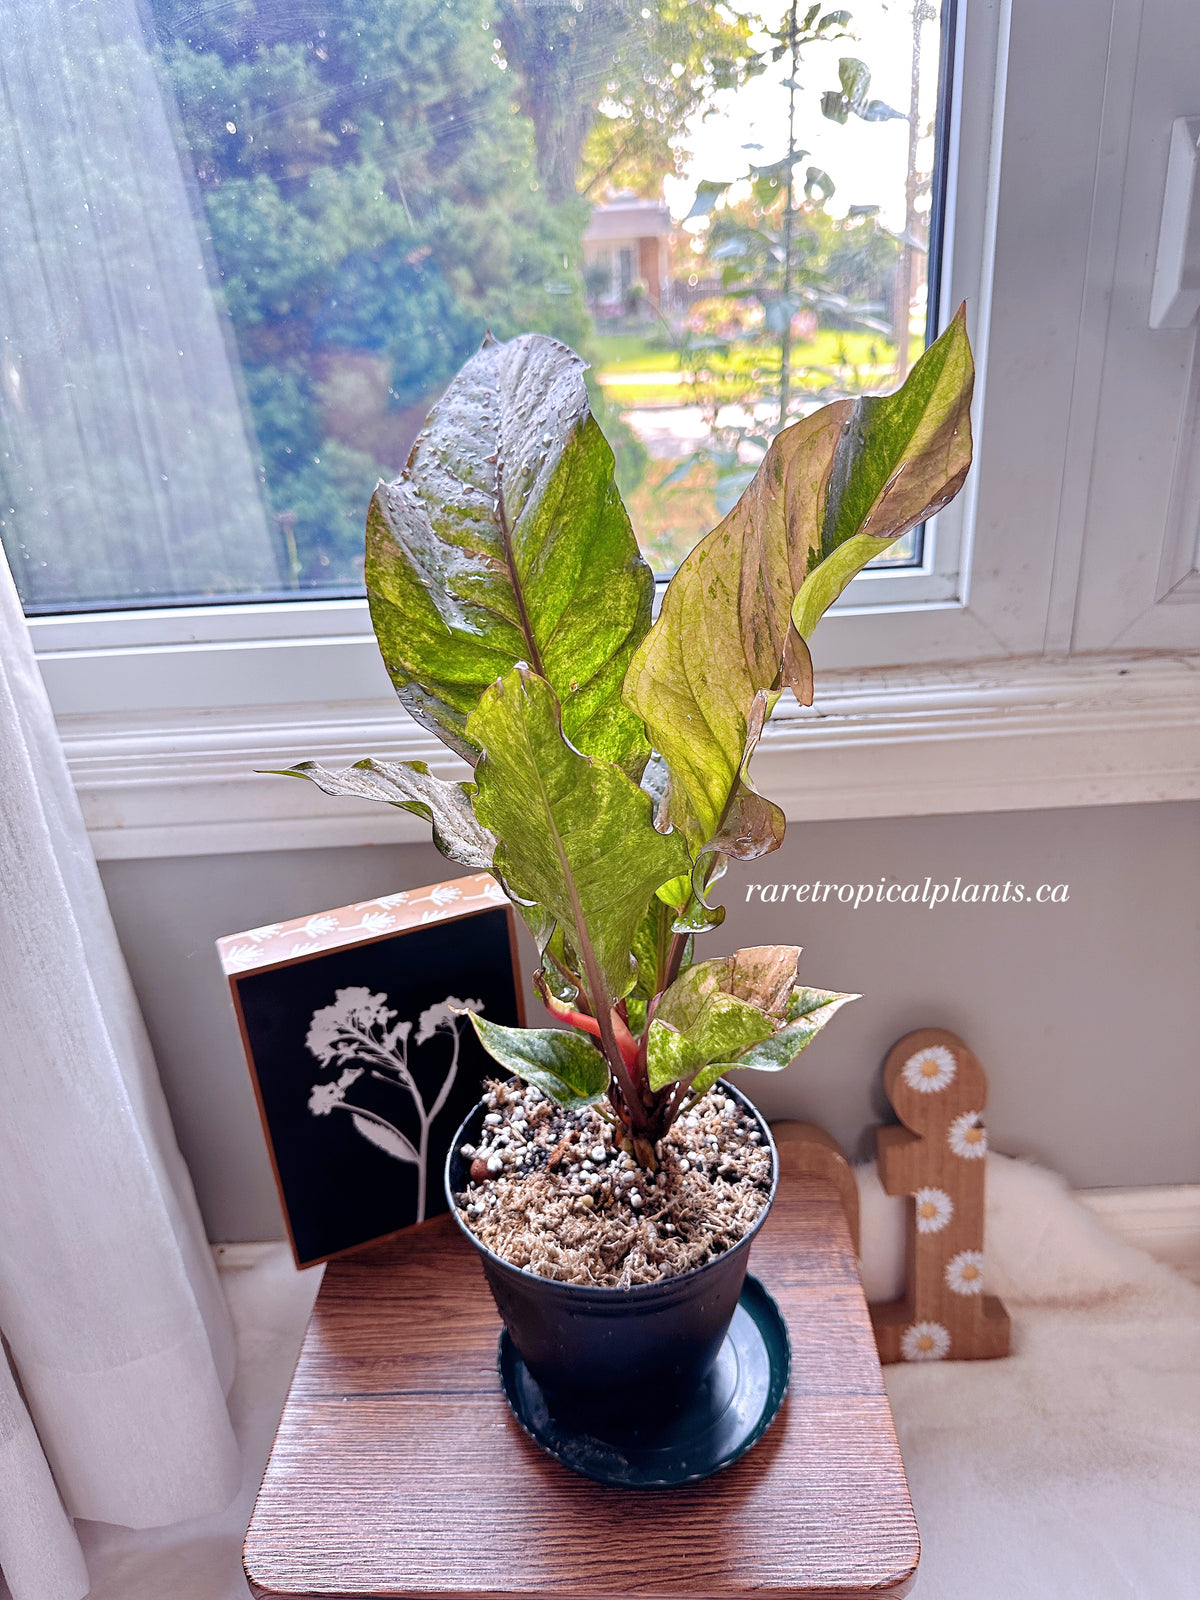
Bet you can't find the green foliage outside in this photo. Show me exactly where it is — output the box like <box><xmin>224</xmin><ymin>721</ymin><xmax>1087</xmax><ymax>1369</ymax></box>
<box><xmin>148</xmin><ymin>0</ymin><xmax>592</xmax><ymax>588</ymax></box>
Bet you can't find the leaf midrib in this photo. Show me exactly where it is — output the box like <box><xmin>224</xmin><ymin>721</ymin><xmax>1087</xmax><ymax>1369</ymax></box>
<box><xmin>494</xmin><ymin>452</ymin><xmax>546</xmax><ymax>678</ymax></box>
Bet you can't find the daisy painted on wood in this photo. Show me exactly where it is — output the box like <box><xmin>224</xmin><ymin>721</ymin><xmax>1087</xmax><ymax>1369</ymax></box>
<box><xmin>945</xmin><ymin>1249</ymin><xmax>985</xmax><ymax>1295</ymax></box>
<box><xmin>948</xmin><ymin>1109</ymin><xmax>988</xmax><ymax>1159</ymax></box>
<box><xmin>900</xmin><ymin>1044</ymin><xmax>957</xmax><ymax>1094</ymax></box>
<box><xmin>900</xmin><ymin>1321</ymin><xmax>951</xmax><ymax>1361</ymax></box>
<box><xmin>913</xmin><ymin>1187</ymin><xmax>954</xmax><ymax>1233</ymax></box>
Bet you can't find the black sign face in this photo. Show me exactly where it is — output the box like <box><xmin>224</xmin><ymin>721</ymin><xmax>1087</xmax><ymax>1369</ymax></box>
<box><xmin>232</xmin><ymin>907</ymin><xmax>520</xmax><ymax>1266</ymax></box>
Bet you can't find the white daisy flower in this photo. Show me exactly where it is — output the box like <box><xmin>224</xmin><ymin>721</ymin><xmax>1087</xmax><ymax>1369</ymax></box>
<box><xmin>913</xmin><ymin>1187</ymin><xmax>954</xmax><ymax>1233</ymax></box>
<box><xmin>430</xmin><ymin>884</ymin><xmax>462</xmax><ymax>906</ymax></box>
<box><xmin>900</xmin><ymin>1321</ymin><xmax>951</xmax><ymax>1361</ymax></box>
<box><xmin>948</xmin><ymin>1110</ymin><xmax>988</xmax><ymax>1159</ymax></box>
<box><xmin>945</xmin><ymin>1250</ymin><xmax>985</xmax><ymax>1295</ymax></box>
<box><xmin>901</xmin><ymin>1044</ymin><xmax>957</xmax><ymax>1094</ymax></box>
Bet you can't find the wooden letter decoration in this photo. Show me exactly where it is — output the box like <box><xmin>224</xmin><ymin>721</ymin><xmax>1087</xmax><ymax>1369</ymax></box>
<box><xmin>870</xmin><ymin>1028</ymin><xmax>1011</xmax><ymax>1364</ymax></box>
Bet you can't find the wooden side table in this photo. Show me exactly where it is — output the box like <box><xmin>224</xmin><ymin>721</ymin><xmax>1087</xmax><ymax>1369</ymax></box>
<box><xmin>244</xmin><ymin>1124</ymin><xmax>919</xmax><ymax>1600</ymax></box>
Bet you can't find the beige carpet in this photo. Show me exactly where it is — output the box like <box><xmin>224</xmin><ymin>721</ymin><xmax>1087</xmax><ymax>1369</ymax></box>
<box><xmin>32</xmin><ymin>1155</ymin><xmax>1199</xmax><ymax>1600</ymax></box>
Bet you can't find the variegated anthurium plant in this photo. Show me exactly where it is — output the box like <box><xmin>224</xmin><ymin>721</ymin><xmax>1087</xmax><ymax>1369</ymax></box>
<box><xmin>277</xmin><ymin>309</ymin><xmax>974</xmax><ymax>1168</ymax></box>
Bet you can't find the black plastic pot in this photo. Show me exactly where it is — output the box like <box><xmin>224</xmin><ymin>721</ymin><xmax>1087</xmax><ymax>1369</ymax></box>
<box><xmin>444</xmin><ymin>1081</ymin><xmax>778</xmax><ymax>1426</ymax></box>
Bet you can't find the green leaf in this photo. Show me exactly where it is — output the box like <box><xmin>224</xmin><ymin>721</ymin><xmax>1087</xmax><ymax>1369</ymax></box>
<box><xmin>646</xmin><ymin>944</ymin><xmax>802</xmax><ymax>1091</ymax></box>
<box><xmin>731</xmin><ymin>986</ymin><xmax>858</xmax><ymax>1074</ymax></box>
<box><xmin>467</xmin><ymin>666</ymin><xmax>691</xmax><ymax>1006</ymax></box>
<box><xmin>465</xmin><ymin>1014</ymin><xmax>609</xmax><ymax>1110</ymax></box>
<box><xmin>804</xmin><ymin>166</ymin><xmax>835</xmax><ymax>201</ymax></box>
<box><xmin>624</xmin><ymin>897</ymin><xmax>692</xmax><ymax>1034</ymax></box>
<box><xmin>267</xmin><ymin>758</ymin><xmax>494</xmax><ymax>869</ymax></box>
<box><xmin>659</xmin><ymin>945</ymin><xmax>801</xmax><ymax>1027</ymax></box>
<box><xmin>838</xmin><ymin>56</ymin><xmax>872</xmax><ymax>105</ymax></box>
<box><xmin>690</xmin><ymin>690</ymin><xmax>784</xmax><ymax>878</ymax></box>
<box><xmin>646</xmin><ymin>993</ymin><xmax>776</xmax><ymax>1092</ymax></box>
<box><xmin>622</xmin><ymin>404</ymin><xmax>826</xmax><ymax>853</ymax></box>
<box><xmin>662</xmin><ymin>981</ymin><xmax>858</xmax><ymax>1100</ymax></box>
<box><xmin>792</xmin><ymin>304</ymin><xmax>974</xmax><ymax>639</ymax></box>
<box><xmin>624</xmin><ymin>309</ymin><xmax>973</xmax><ymax>856</ymax></box>
<box><xmin>366</xmin><ymin>333</ymin><xmax>653</xmax><ymax>778</ymax></box>
<box><xmin>686</xmin><ymin>178</ymin><xmax>733</xmax><ymax>219</ymax></box>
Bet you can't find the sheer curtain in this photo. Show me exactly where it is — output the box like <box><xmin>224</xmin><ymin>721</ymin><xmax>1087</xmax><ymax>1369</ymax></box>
<box><xmin>0</xmin><ymin>549</ymin><xmax>241</xmax><ymax>1600</ymax></box>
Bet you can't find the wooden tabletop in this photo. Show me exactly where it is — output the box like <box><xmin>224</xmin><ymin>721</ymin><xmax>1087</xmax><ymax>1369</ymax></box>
<box><xmin>244</xmin><ymin>1131</ymin><xmax>919</xmax><ymax>1600</ymax></box>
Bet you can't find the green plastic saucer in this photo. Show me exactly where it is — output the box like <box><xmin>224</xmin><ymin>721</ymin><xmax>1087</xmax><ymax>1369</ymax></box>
<box><xmin>496</xmin><ymin>1274</ymin><xmax>791</xmax><ymax>1488</ymax></box>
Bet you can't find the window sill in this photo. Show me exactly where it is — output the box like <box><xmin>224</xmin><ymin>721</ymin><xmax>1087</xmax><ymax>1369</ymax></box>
<box><xmin>59</xmin><ymin>650</ymin><xmax>1200</xmax><ymax>861</ymax></box>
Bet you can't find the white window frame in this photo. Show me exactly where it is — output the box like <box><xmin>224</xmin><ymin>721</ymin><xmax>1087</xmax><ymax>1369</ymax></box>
<box><xmin>26</xmin><ymin>0</ymin><xmax>1200</xmax><ymax>858</ymax></box>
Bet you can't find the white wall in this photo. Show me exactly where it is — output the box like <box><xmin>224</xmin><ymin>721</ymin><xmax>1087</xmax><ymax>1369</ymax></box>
<box><xmin>98</xmin><ymin>799</ymin><xmax>1200</xmax><ymax>1243</ymax></box>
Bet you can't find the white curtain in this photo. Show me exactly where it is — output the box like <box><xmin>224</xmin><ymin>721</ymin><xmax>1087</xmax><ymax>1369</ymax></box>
<box><xmin>0</xmin><ymin>551</ymin><xmax>241</xmax><ymax>1600</ymax></box>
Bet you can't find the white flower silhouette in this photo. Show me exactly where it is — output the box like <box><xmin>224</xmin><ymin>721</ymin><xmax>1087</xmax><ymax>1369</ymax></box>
<box><xmin>308</xmin><ymin>1066</ymin><xmax>364</xmax><ymax>1115</ymax></box>
<box><xmin>913</xmin><ymin>1187</ymin><xmax>954</xmax><ymax>1233</ymax></box>
<box><xmin>222</xmin><ymin>943</ymin><xmax>259</xmax><ymax>971</ymax></box>
<box><xmin>430</xmin><ymin>884</ymin><xmax>462</xmax><ymax>907</ymax></box>
<box><xmin>357</xmin><ymin>911</ymin><xmax>397</xmax><ymax>935</ymax></box>
<box><xmin>901</xmin><ymin>1044</ymin><xmax>957</xmax><ymax>1094</ymax></box>
<box><xmin>303</xmin><ymin>914</ymin><xmax>340</xmax><ymax>940</ymax></box>
<box><xmin>948</xmin><ymin>1110</ymin><xmax>988</xmax><ymax>1159</ymax></box>
<box><xmin>247</xmin><ymin>923</ymin><xmax>282</xmax><ymax>944</ymax></box>
<box><xmin>303</xmin><ymin>986</ymin><xmax>484</xmax><ymax>1220</ymax></box>
<box><xmin>416</xmin><ymin>996</ymin><xmax>482</xmax><ymax>1043</ymax></box>
<box><xmin>945</xmin><ymin>1250</ymin><xmax>985</xmax><ymax>1295</ymax></box>
<box><xmin>900</xmin><ymin>1321</ymin><xmax>951</xmax><ymax>1361</ymax></box>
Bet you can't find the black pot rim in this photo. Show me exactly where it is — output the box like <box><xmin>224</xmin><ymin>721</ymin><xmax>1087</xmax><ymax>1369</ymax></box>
<box><xmin>443</xmin><ymin>1077</ymin><xmax>779</xmax><ymax>1300</ymax></box>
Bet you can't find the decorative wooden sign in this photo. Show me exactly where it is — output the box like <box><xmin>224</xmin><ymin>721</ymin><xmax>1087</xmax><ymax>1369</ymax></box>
<box><xmin>869</xmin><ymin>1028</ymin><xmax>1010</xmax><ymax>1364</ymax></box>
<box><xmin>217</xmin><ymin>873</ymin><xmax>523</xmax><ymax>1269</ymax></box>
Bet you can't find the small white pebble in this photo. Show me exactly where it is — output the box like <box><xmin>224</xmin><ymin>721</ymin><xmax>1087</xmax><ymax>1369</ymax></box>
<box><xmin>665</xmin><ymin>1222</ymin><xmax>676</xmax><ymax>1234</ymax></box>
<box><xmin>629</xmin><ymin>1191</ymin><xmax>643</xmax><ymax>1208</ymax></box>
<box><xmin>590</xmin><ymin>1145</ymin><xmax>606</xmax><ymax>1164</ymax></box>
<box><xmin>678</xmin><ymin>1158</ymin><xmax>690</xmax><ymax>1173</ymax></box>
<box><xmin>486</xmin><ymin>1155</ymin><xmax>503</xmax><ymax>1175</ymax></box>
<box><xmin>459</xmin><ymin>1143</ymin><xmax>476</xmax><ymax>1157</ymax></box>
<box><xmin>748</xmin><ymin>1132</ymin><xmax>762</xmax><ymax>1143</ymax></box>
<box><xmin>581</xmin><ymin>1159</ymin><xmax>594</xmax><ymax>1170</ymax></box>
<box><xmin>483</xmin><ymin>1112</ymin><xmax>501</xmax><ymax>1126</ymax></box>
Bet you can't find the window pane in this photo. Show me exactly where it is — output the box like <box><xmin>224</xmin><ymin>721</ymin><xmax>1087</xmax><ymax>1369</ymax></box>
<box><xmin>1</xmin><ymin>0</ymin><xmax>952</xmax><ymax>612</ymax></box>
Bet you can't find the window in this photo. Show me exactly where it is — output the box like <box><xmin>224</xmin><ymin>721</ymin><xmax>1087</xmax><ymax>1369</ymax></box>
<box><xmin>3</xmin><ymin>0</ymin><xmax>955</xmax><ymax>609</ymax></box>
<box><xmin>10</xmin><ymin>0</ymin><xmax>1200</xmax><ymax>858</ymax></box>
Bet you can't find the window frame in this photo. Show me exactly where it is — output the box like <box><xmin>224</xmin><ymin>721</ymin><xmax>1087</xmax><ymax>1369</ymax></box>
<box><xmin>26</xmin><ymin>0</ymin><xmax>1200</xmax><ymax>857</ymax></box>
